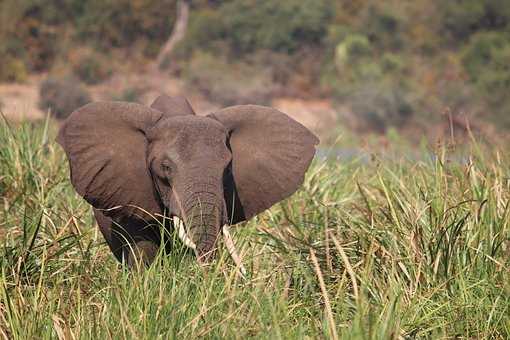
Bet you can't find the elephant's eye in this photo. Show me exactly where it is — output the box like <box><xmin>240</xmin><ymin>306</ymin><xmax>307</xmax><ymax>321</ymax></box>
<box><xmin>160</xmin><ymin>160</ymin><xmax>174</xmax><ymax>176</ymax></box>
<box><xmin>161</xmin><ymin>164</ymin><xmax>172</xmax><ymax>174</ymax></box>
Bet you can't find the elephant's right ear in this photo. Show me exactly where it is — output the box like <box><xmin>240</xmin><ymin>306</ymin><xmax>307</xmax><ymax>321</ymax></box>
<box><xmin>150</xmin><ymin>95</ymin><xmax>195</xmax><ymax>116</ymax></box>
<box><xmin>57</xmin><ymin>101</ymin><xmax>164</xmax><ymax>220</ymax></box>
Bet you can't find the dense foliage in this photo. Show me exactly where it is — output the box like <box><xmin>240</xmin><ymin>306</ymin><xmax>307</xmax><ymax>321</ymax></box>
<box><xmin>1</xmin><ymin>0</ymin><xmax>510</xmax><ymax>130</ymax></box>
<box><xmin>0</xmin><ymin>116</ymin><xmax>509</xmax><ymax>338</ymax></box>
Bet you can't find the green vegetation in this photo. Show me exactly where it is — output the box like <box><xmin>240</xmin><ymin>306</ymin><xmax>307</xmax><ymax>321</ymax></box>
<box><xmin>200</xmin><ymin>0</ymin><xmax>332</xmax><ymax>54</ymax></box>
<box><xmin>68</xmin><ymin>48</ymin><xmax>114</xmax><ymax>85</ymax></box>
<box><xmin>1</xmin><ymin>118</ymin><xmax>509</xmax><ymax>338</ymax></box>
<box><xmin>183</xmin><ymin>51</ymin><xmax>275</xmax><ymax>106</ymax></box>
<box><xmin>2</xmin><ymin>0</ymin><xmax>510</xmax><ymax>131</ymax></box>
<box><xmin>2</xmin><ymin>2</ymin><xmax>509</xmax><ymax>337</ymax></box>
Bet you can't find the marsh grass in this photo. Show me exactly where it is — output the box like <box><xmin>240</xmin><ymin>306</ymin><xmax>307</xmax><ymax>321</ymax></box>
<box><xmin>0</xmin><ymin>116</ymin><xmax>508</xmax><ymax>339</ymax></box>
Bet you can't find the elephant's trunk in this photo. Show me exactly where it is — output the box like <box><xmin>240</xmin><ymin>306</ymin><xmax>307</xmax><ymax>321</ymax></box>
<box><xmin>180</xmin><ymin>182</ymin><xmax>223</xmax><ymax>260</ymax></box>
<box><xmin>172</xmin><ymin>180</ymin><xmax>246</xmax><ymax>275</ymax></box>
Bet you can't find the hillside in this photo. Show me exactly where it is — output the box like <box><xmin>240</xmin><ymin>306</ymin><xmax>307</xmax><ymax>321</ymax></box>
<box><xmin>1</xmin><ymin>0</ymin><xmax>509</xmax><ymax>140</ymax></box>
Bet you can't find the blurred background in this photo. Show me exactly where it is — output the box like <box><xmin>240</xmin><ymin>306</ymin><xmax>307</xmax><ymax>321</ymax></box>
<box><xmin>0</xmin><ymin>0</ymin><xmax>509</xmax><ymax>145</ymax></box>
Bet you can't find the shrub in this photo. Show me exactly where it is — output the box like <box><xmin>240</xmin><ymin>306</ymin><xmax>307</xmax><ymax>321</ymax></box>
<box><xmin>439</xmin><ymin>0</ymin><xmax>485</xmax><ymax>41</ymax></box>
<box><xmin>462</xmin><ymin>31</ymin><xmax>510</xmax><ymax>126</ymax></box>
<box><xmin>333</xmin><ymin>34</ymin><xmax>389</xmax><ymax>86</ymax></box>
<box><xmin>324</xmin><ymin>24</ymin><xmax>354</xmax><ymax>49</ymax></box>
<box><xmin>0</xmin><ymin>0</ymin><xmax>178</xmax><ymax>71</ymax></box>
<box><xmin>112</xmin><ymin>87</ymin><xmax>146</xmax><ymax>103</ymax></box>
<box><xmin>179</xmin><ymin>8</ymin><xmax>227</xmax><ymax>57</ymax></box>
<box><xmin>0</xmin><ymin>58</ymin><xmax>28</xmax><ymax>82</ymax></box>
<box><xmin>360</xmin><ymin>3</ymin><xmax>406</xmax><ymax>50</ymax></box>
<box><xmin>438</xmin><ymin>0</ymin><xmax>510</xmax><ymax>42</ymax></box>
<box><xmin>335</xmin><ymin>34</ymin><xmax>372</xmax><ymax>70</ymax></box>
<box><xmin>1</xmin><ymin>1</ymin><xmax>60</xmax><ymax>72</ymax></box>
<box><xmin>380</xmin><ymin>53</ymin><xmax>405</xmax><ymax>72</ymax></box>
<box><xmin>185</xmin><ymin>0</ymin><xmax>333</xmax><ymax>57</ymax></box>
<box><xmin>39</xmin><ymin>76</ymin><xmax>92</xmax><ymax>119</ymax></box>
<box><xmin>76</xmin><ymin>0</ymin><xmax>176</xmax><ymax>52</ymax></box>
<box><xmin>350</xmin><ymin>83</ymin><xmax>414</xmax><ymax>132</ymax></box>
<box><xmin>69</xmin><ymin>49</ymin><xmax>113</xmax><ymax>85</ymax></box>
<box><xmin>327</xmin><ymin>31</ymin><xmax>415</xmax><ymax>131</ymax></box>
<box><xmin>231</xmin><ymin>0</ymin><xmax>332</xmax><ymax>53</ymax></box>
<box><xmin>462</xmin><ymin>32</ymin><xmax>510</xmax><ymax>82</ymax></box>
<box><xmin>183</xmin><ymin>51</ymin><xmax>275</xmax><ymax>106</ymax></box>
<box><xmin>242</xmin><ymin>48</ymin><xmax>325</xmax><ymax>96</ymax></box>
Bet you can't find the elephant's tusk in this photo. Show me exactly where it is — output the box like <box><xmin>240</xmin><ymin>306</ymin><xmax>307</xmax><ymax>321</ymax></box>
<box><xmin>173</xmin><ymin>216</ymin><xmax>196</xmax><ymax>250</ymax></box>
<box><xmin>222</xmin><ymin>225</ymin><xmax>247</xmax><ymax>277</ymax></box>
<box><xmin>172</xmin><ymin>218</ymin><xmax>246</xmax><ymax>276</ymax></box>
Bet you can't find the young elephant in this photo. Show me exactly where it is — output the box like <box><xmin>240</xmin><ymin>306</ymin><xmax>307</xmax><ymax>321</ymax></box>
<box><xmin>57</xmin><ymin>95</ymin><xmax>319</xmax><ymax>269</ymax></box>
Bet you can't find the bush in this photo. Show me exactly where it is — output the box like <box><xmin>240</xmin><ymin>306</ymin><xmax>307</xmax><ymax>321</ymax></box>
<box><xmin>112</xmin><ymin>87</ymin><xmax>146</xmax><ymax>103</ymax></box>
<box><xmin>350</xmin><ymin>83</ymin><xmax>414</xmax><ymax>132</ymax></box>
<box><xmin>0</xmin><ymin>0</ymin><xmax>178</xmax><ymax>73</ymax></box>
<box><xmin>438</xmin><ymin>0</ymin><xmax>510</xmax><ymax>42</ymax></box>
<box><xmin>333</xmin><ymin>34</ymin><xmax>396</xmax><ymax>86</ymax></box>
<box><xmin>335</xmin><ymin>34</ymin><xmax>372</xmax><ymax>70</ymax></box>
<box><xmin>183</xmin><ymin>51</ymin><xmax>275</xmax><ymax>106</ymax></box>
<box><xmin>0</xmin><ymin>58</ymin><xmax>28</xmax><ymax>83</ymax></box>
<box><xmin>380</xmin><ymin>53</ymin><xmax>405</xmax><ymax>72</ymax></box>
<box><xmin>462</xmin><ymin>32</ymin><xmax>510</xmax><ymax>82</ymax></box>
<box><xmin>179</xmin><ymin>8</ymin><xmax>227</xmax><ymax>57</ymax></box>
<box><xmin>76</xmin><ymin>0</ymin><xmax>176</xmax><ymax>52</ymax></box>
<box><xmin>241</xmin><ymin>48</ymin><xmax>325</xmax><ymax>96</ymax></box>
<box><xmin>462</xmin><ymin>31</ymin><xmax>510</xmax><ymax>125</ymax></box>
<box><xmin>326</xmin><ymin>31</ymin><xmax>415</xmax><ymax>131</ymax></box>
<box><xmin>183</xmin><ymin>0</ymin><xmax>333</xmax><ymax>57</ymax></box>
<box><xmin>69</xmin><ymin>49</ymin><xmax>113</xmax><ymax>85</ymax></box>
<box><xmin>324</xmin><ymin>24</ymin><xmax>354</xmax><ymax>49</ymax></box>
<box><xmin>0</xmin><ymin>0</ymin><xmax>61</xmax><ymax>72</ymax></box>
<box><xmin>39</xmin><ymin>76</ymin><xmax>92</xmax><ymax>119</ymax></box>
<box><xmin>226</xmin><ymin>0</ymin><xmax>333</xmax><ymax>54</ymax></box>
<box><xmin>360</xmin><ymin>3</ymin><xmax>406</xmax><ymax>50</ymax></box>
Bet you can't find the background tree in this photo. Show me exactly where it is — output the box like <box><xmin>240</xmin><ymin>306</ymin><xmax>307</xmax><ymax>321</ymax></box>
<box><xmin>154</xmin><ymin>0</ymin><xmax>191</xmax><ymax>69</ymax></box>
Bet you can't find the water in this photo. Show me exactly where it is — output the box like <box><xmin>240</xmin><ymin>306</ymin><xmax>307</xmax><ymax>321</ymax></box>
<box><xmin>315</xmin><ymin>147</ymin><xmax>470</xmax><ymax>164</ymax></box>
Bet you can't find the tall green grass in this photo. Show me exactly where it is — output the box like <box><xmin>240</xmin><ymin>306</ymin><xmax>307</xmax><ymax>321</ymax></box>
<box><xmin>0</xmin><ymin>117</ymin><xmax>509</xmax><ymax>339</ymax></box>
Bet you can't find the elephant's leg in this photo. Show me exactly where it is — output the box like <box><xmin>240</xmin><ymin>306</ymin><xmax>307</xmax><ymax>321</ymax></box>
<box><xmin>93</xmin><ymin>209</ymin><xmax>161</xmax><ymax>267</ymax></box>
<box><xmin>93</xmin><ymin>209</ymin><xmax>123</xmax><ymax>262</ymax></box>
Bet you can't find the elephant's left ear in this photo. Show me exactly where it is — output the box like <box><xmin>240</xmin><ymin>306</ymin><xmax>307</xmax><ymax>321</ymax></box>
<box><xmin>209</xmin><ymin>105</ymin><xmax>319</xmax><ymax>222</ymax></box>
<box><xmin>150</xmin><ymin>95</ymin><xmax>196</xmax><ymax>116</ymax></box>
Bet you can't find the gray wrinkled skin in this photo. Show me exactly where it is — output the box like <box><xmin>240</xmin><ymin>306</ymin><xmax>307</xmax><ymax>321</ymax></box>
<box><xmin>57</xmin><ymin>95</ymin><xmax>319</xmax><ymax>265</ymax></box>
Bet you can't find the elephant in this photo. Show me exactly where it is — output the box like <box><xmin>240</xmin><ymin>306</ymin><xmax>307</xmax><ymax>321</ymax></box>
<box><xmin>57</xmin><ymin>95</ymin><xmax>319</xmax><ymax>271</ymax></box>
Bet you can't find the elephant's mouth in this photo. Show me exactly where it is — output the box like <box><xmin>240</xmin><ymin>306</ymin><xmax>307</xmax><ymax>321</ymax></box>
<box><xmin>171</xmin><ymin>215</ymin><xmax>246</xmax><ymax>276</ymax></box>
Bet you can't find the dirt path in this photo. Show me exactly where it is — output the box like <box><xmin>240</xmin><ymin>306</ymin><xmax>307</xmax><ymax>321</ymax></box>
<box><xmin>0</xmin><ymin>76</ymin><xmax>45</xmax><ymax>121</ymax></box>
<box><xmin>272</xmin><ymin>98</ymin><xmax>337</xmax><ymax>135</ymax></box>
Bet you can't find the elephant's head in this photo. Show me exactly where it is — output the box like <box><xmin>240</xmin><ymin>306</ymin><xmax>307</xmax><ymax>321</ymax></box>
<box><xmin>57</xmin><ymin>95</ymin><xmax>318</xmax><ymax>261</ymax></box>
